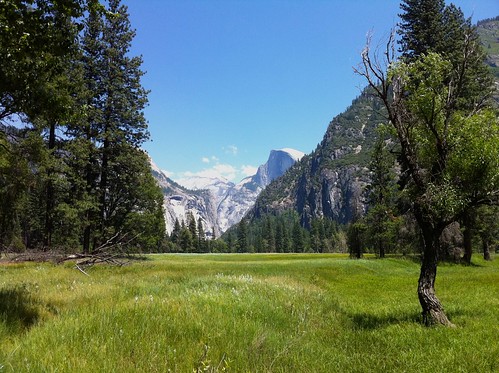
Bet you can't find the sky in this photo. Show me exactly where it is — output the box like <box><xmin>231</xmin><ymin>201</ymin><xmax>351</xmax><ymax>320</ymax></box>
<box><xmin>124</xmin><ymin>0</ymin><xmax>498</xmax><ymax>184</ymax></box>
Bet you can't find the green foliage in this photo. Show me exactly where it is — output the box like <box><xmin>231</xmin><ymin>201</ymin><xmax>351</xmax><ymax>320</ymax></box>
<box><xmin>221</xmin><ymin>211</ymin><xmax>344</xmax><ymax>254</ymax></box>
<box><xmin>398</xmin><ymin>0</ymin><xmax>446</xmax><ymax>60</ymax></box>
<box><xmin>0</xmin><ymin>1</ymin><xmax>165</xmax><ymax>253</ymax></box>
<box><xmin>361</xmin><ymin>129</ymin><xmax>402</xmax><ymax>257</ymax></box>
<box><xmin>357</xmin><ymin>1</ymin><xmax>498</xmax><ymax>324</ymax></box>
<box><xmin>390</xmin><ymin>53</ymin><xmax>498</xmax><ymax>225</ymax></box>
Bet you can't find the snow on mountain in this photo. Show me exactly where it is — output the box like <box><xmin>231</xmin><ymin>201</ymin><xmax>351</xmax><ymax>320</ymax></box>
<box><xmin>151</xmin><ymin>148</ymin><xmax>304</xmax><ymax>235</ymax></box>
<box><xmin>252</xmin><ymin>148</ymin><xmax>305</xmax><ymax>187</ymax></box>
<box><xmin>279</xmin><ymin>148</ymin><xmax>305</xmax><ymax>161</ymax></box>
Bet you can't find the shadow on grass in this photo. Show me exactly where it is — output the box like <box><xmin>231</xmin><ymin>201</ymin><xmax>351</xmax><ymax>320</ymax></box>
<box><xmin>349</xmin><ymin>311</ymin><xmax>422</xmax><ymax>329</ymax></box>
<box><xmin>349</xmin><ymin>307</ymin><xmax>472</xmax><ymax>329</ymax></box>
<box><xmin>0</xmin><ymin>285</ymin><xmax>40</xmax><ymax>334</ymax></box>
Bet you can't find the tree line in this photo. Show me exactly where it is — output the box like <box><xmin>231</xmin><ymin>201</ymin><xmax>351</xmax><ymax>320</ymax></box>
<box><xmin>1</xmin><ymin>0</ymin><xmax>165</xmax><ymax>253</ymax></box>
<box><xmin>224</xmin><ymin>211</ymin><xmax>345</xmax><ymax>254</ymax></box>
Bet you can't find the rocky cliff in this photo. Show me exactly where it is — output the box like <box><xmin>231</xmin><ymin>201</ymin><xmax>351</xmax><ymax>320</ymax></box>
<box><xmin>248</xmin><ymin>89</ymin><xmax>386</xmax><ymax>226</ymax></box>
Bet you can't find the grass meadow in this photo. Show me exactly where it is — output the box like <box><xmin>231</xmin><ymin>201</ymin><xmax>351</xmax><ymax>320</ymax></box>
<box><xmin>0</xmin><ymin>253</ymin><xmax>498</xmax><ymax>372</ymax></box>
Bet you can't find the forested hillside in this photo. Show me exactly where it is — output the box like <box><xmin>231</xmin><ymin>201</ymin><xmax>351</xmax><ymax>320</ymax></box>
<box><xmin>477</xmin><ymin>16</ymin><xmax>499</xmax><ymax>102</ymax></box>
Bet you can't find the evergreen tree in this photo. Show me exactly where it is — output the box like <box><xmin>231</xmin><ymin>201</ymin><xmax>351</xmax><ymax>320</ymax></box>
<box><xmin>398</xmin><ymin>0</ymin><xmax>492</xmax><ymax>111</ymax></box>
<box><xmin>77</xmin><ymin>0</ymin><xmax>154</xmax><ymax>251</ymax></box>
<box><xmin>197</xmin><ymin>217</ymin><xmax>206</xmax><ymax>252</ymax></box>
<box><xmin>275</xmin><ymin>220</ymin><xmax>289</xmax><ymax>253</ymax></box>
<box><xmin>292</xmin><ymin>221</ymin><xmax>305</xmax><ymax>252</ymax></box>
<box><xmin>364</xmin><ymin>131</ymin><xmax>400</xmax><ymax>258</ymax></box>
<box><xmin>262</xmin><ymin>216</ymin><xmax>275</xmax><ymax>252</ymax></box>
<box><xmin>0</xmin><ymin>0</ymin><xmax>89</xmax><ymax>250</ymax></box>
<box><xmin>398</xmin><ymin>0</ymin><xmax>445</xmax><ymax>60</ymax></box>
<box><xmin>171</xmin><ymin>219</ymin><xmax>181</xmax><ymax>245</ymax></box>
<box><xmin>237</xmin><ymin>218</ymin><xmax>248</xmax><ymax>253</ymax></box>
<box><xmin>179</xmin><ymin>224</ymin><xmax>193</xmax><ymax>253</ymax></box>
<box><xmin>347</xmin><ymin>220</ymin><xmax>365</xmax><ymax>259</ymax></box>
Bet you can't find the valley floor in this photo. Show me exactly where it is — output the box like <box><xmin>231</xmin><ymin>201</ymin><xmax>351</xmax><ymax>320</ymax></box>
<box><xmin>1</xmin><ymin>253</ymin><xmax>498</xmax><ymax>372</ymax></box>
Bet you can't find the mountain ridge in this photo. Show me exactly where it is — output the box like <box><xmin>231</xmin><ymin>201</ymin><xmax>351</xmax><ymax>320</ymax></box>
<box><xmin>152</xmin><ymin>148</ymin><xmax>304</xmax><ymax>235</ymax></box>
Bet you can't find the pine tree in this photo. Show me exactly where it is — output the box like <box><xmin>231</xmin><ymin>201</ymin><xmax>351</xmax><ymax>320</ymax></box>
<box><xmin>292</xmin><ymin>221</ymin><xmax>305</xmax><ymax>252</ymax></box>
<box><xmin>77</xmin><ymin>0</ymin><xmax>153</xmax><ymax>250</ymax></box>
<box><xmin>197</xmin><ymin>217</ymin><xmax>206</xmax><ymax>252</ymax></box>
<box><xmin>187</xmin><ymin>212</ymin><xmax>197</xmax><ymax>250</ymax></box>
<box><xmin>0</xmin><ymin>1</ymin><xmax>88</xmax><ymax>249</ymax></box>
<box><xmin>237</xmin><ymin>218</ymin><xmax>248</xmax><ymax>253</ymax></box>
<box><xmin>398</xmin><ymin>0</ymin><xmax>445</xmax><ymax>60</ymax></box>
<box><xmin>364</xmin><ymin>131</ymin><xmax>400</xmax><ymax>258</ymax></box>
<box><xmin>171</xmin><ymin>219</ymin><xmax>181</xmax><ymax>244</ymax></box>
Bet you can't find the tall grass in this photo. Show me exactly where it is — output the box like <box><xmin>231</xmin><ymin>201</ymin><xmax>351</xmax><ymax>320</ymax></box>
<box><xmin>1</xmin><ymin>254</ymin><xmax>498</xmax><ymax>372</ymax></box>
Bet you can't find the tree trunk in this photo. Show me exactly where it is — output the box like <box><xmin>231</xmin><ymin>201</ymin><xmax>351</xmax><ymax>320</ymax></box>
<box><xmin>417</xmin><ymin>220</ymin><xmax>454</xmax><ymax>327</ymax></box>
<box><xmin>483</xmin><ymin>239</ymin><xmax>491</xmax><ymax>261</ymax></box>
<box><xmin>43</xmin><ymin>122</ymin><xmax>56</xmax><ymax>249</ymax></box>
<box><xmin>462</xmin><ymin>213</ymin><xmax>473</xmax><ymax>264</ymax></box>
<box><xmin>99</xmin><ymin>136</ymin><xmax>109</xmax><ymax>241</ymax></box>
<box><xmin>379</xmin><ymin>239</ymin><xmax>385</xmax><ymax>258</ymax></box>
<box><xmin>83</xmin><ymin>225</ymin><xmax>91</xmax><ymax>254</ymax></box>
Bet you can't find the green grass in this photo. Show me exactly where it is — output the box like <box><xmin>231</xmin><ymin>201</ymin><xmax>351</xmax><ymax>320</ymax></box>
<box><xmin>1</xmin><ymin>254</ymin><xmax>498</xmax><ymax>372</ymax></box>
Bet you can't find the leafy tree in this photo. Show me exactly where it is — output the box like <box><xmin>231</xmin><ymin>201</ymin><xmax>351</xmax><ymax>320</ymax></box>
<box><xmin>357</xmin><ymin>4</ymin><xmax>497</xmax><ymax>325</ymax></box>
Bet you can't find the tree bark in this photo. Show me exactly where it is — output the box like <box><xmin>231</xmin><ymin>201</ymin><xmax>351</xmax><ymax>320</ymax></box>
<box><xmin>482</xmin><ymin>239</ymin><xmax>491</xmax><ymax>261</ymax></box>
<box><xmin>416</xmin><ymin>217</ymin><xmax>454</xmax><ymax>327</ymax></box>
<box><xmin>379</xmin><ymin>239</ymin><xmax>385</xmax><ymax>259</ymax></box>
<box><xmin>83</xmin><ymin>225</ymin><xmax>91</xmax><ymax>254</ymax></box>
<box><xmin>43</xmin><ymin>122</ymin><xmax>57</xmax><ymax>249</ymax></box>
<box><xmin>462</xmin><ymin>212</ymin><xmax>473</xmax><ymax>264</ymax></box>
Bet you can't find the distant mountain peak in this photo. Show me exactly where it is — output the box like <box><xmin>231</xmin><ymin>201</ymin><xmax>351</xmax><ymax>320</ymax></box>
<box><xmin>152</xmin><ymin>147</ymin><xmax>303</xmax><ymax>234</ymax></box>
<box><xmin>251</xmin><ymin>148</ymin><xmax>305</xmax><ymax>188</ymax></box>
<box><xmin>277</xmin><ymin>148</ymin><xmax>305</xmax><ymax>161</ymax></box>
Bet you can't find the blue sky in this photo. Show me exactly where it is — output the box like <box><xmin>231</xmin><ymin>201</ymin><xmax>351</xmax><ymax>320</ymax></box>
<box><xmin>125</xmin><ymin>0</ymin><xmax>498</xmax><ymax>183</ymax></box>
